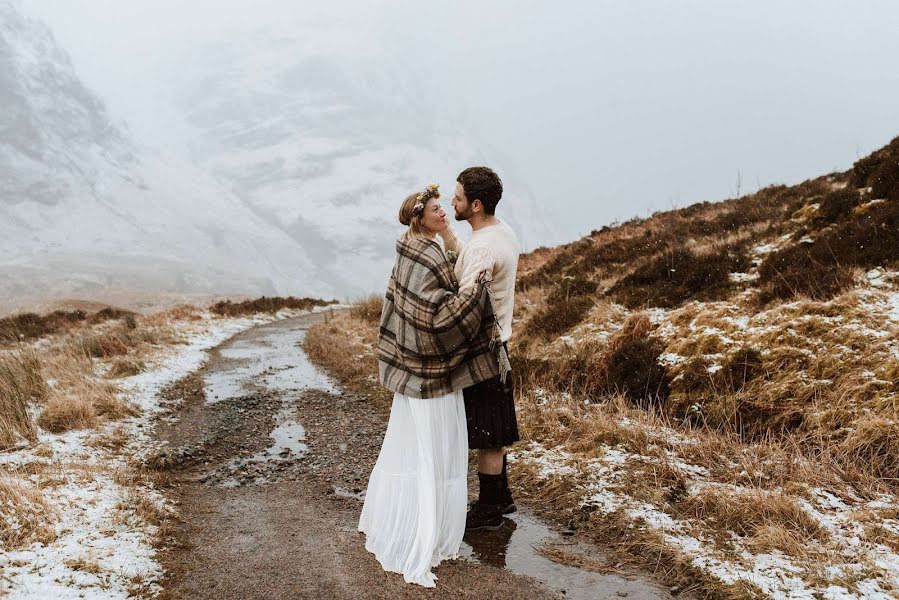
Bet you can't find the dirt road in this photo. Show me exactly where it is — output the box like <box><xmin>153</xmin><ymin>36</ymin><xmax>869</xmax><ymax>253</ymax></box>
<box><xmin>153</xmin><ymin>314</ymin><xmax>671</xmax><ymax>599</ymax></box>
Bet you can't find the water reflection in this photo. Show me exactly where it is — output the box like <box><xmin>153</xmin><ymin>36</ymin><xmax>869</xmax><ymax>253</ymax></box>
<box><xmin>463</xmin><ymin>518</ymin><xmax>518</xmax><ymax>568</ymax></box>
<box><xmin>461</xmin><ymin>511</ymin><xmax>670</xmax><ymax>600</ymax></box>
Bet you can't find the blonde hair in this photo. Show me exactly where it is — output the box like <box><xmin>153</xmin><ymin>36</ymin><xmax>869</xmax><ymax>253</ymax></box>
<box><xmin>398</xmin><ymin>185</ymin><xmax>441</xmax><ymax>239</ymax></box>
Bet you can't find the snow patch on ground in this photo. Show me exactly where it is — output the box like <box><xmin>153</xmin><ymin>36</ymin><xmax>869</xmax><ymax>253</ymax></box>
<box><xmin>513</xmin><ymin>418</ymin><xmax>899</xmax><ymax>599</ymax></box>
<box><xmin>0</xmin><ymin>310</ymin><xmax>305</xmax><ymax>598</ymax></box>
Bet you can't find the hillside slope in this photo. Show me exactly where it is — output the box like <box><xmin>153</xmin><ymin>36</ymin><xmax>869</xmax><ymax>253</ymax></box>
<box><xmin>308</xmin><ymin>137</ymin><xmax>899</xmax><ymax>598</ymax></box>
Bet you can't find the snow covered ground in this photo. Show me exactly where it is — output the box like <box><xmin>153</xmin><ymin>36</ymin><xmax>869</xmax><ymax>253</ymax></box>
<box><xmin>0</xmin><ymin>309</ymin><xmax>323</xmax><ymax>598</ymax></box>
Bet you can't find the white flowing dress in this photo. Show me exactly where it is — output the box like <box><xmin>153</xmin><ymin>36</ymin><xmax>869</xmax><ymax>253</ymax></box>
<box><xmin>358</xmin><ymin>390</ymin><xmax>468</xmax><ymax>587</ymax></box>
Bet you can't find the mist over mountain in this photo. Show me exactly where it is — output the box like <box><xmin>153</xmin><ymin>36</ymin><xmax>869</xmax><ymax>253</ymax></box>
<box><xmin>171</xmin><ymin>28</ymin><xmax>556</xmax><ymax>294</ymax></box>
<box><xmin>0</xmin><ymin>2</ymin><xmax>331</xmax><ymax>303</ymax></box>
<box><xmin>1</xmin><ymin>3</ymin><xmax>557</xmax><ymax>306</ymax></box>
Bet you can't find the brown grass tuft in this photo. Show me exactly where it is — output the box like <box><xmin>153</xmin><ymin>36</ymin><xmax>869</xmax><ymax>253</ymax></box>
<box><xmin>38</xmin><ymin>394</ymin><xmax>97</xmax><ymax>433</ymax></box>
<box><xmin>349</xmin><ymin>294</ymin><xmax>383</xmax><ymax>324</ymax></box>
<box><xmin>0</xmin><ymin>475</ymin><xmax>57</xmax><ymax>549</ymax></box>
<box><xmin>0</xmin><ymin>349</ymin><xmax>46</xmax><ymax>448</ymax></box>
<box><xmin>107</xmin><ymin>357</ymin><xmax>146</xmax><ymax>378</ymax></box>
<box><xmin>675</xmin><ymin>486</ymin><xmax>825</xmax><ymax>551</ymax></box>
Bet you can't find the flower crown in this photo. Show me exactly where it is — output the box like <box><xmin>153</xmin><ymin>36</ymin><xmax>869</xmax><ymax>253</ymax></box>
<box><xmin>411</xmin><ymin>183</ymin><xmax>440</xmax><ymax>217</ymax></box>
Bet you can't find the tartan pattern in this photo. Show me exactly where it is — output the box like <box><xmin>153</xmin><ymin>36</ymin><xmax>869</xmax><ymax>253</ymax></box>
<box><xmin>378</xmin><ymin>235</ymin><xmax>502</xmax><ymax>399</ymax></box>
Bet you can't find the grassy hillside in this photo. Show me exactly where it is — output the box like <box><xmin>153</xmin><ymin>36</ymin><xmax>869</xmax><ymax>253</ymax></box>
<box><xmin>307</xmin><ymin>137</ymin><xmax>899</xmax><ymax>598</ymax></box>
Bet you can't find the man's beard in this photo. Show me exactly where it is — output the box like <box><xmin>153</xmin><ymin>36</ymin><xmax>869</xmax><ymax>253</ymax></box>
<box><xmin>454</xmin><ymin>207</ymin><xmax>474</xmax><ymax>221</ymax></box>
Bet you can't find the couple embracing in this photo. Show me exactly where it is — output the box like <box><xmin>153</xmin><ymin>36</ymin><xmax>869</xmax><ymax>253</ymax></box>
<box><xmin>358</xmin><ymin>166</ymin><xmax>521</xmax><ymax>587</ymax></box>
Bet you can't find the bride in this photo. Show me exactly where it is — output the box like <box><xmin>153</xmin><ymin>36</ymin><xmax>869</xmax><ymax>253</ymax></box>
<box><xmin>358</xmin><ymin>183</ymin><xmax>507</xmax><ymax>587</ymax></box>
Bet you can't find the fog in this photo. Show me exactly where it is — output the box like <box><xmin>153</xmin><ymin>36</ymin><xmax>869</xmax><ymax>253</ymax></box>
<box><xmin>19</xmin><ymin>0</ymin><xmax>899</xmax><ymax>240</ymax></box>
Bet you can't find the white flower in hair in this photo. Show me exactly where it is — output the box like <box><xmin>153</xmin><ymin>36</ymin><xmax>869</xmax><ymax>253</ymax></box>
<box><xmin>411</xmin><ymin>201</ymin><xmax>425</xmax><ymax>216</ymax></box>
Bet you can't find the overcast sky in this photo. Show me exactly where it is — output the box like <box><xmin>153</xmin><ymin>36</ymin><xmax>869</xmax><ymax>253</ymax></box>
<box><xmin>24</xmin><ymin>0</ymin><xmax>899</xmax><ymax>242</ymax></box>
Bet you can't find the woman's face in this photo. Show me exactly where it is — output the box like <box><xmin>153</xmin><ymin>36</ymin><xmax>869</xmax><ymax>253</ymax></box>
<box><xmin>420</xmin><ymin>197</ymin><xmax>448</xmax><ymax>234</ymax></box>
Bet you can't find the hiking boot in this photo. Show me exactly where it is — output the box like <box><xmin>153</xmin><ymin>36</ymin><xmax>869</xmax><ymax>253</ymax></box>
<box><xmin>465</xmin><ymin>503</ymin><xmax>503</xmax><ymax>531</ymax></box>
<box><xmin>469</xmin><ymin>498</ymin><xmax>517</xmax><ymax>515</ymax></box>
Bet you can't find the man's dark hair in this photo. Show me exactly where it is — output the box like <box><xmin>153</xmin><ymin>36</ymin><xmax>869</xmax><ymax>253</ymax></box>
<box><xmin>457</xmin><ymin>167</ymin><xmax>503</xmax><ymax>215</ymax></box>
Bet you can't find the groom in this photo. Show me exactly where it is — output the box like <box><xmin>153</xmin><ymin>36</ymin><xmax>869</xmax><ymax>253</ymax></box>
<box><xmin>447</xmin><ymin>166</ymin><xmax>521</xmax><ymax>531</ymax></box>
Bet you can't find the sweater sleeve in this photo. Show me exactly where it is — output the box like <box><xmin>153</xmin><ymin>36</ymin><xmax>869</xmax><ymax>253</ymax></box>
<box><xmin>458</xmin><ymin>243</ymin><xmax>496</xmax><ymax>290</ymax></box>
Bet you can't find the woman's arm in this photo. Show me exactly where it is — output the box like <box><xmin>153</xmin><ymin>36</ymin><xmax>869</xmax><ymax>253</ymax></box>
<box><xmin>438</xmin><ymin>226</ymin><xmax>462</xmax><ymax>255</ymax></box>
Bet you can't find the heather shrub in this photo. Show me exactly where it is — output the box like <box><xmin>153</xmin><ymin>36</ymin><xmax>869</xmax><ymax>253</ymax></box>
<box><xmin>812</xmin><ymin>189</ymin><xmax>863</xmax><ymax>226</ymax></box>
<box><xmin>0</xmin><ymin>308</ymin><xmax>133</xmax><ymax>343</ymax></box>
<box><xmin>587</xmin><ymin>313</ymin><xmax>669</xmax><ymax>407</ymax></box>
<box><xmin>852</xmin><ymin>135</ymin><xmax>899</xmax><ymax>201</ymax></box>
<box><xmin>525</xmin><ymin>296</ymin><xmax>595</xmax><ymax>338</ymax></box>
<box><xmin>611</xmin><ymin>246</ymin><xmax>750</xmax><ymax>308</ymax></box>
<box><xmin>210</xmin><ymin>296</ymin><xmax>334</xmax><ymax>316</ymax></box>
<box><xmin>759</xmin><ymin>198</ymin><xmax>899</xmax><ymax>302</ymax></box>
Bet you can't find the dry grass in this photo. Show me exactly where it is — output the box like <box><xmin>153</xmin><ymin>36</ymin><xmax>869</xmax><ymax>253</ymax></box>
<box><xmin>349</xmin><ymin>294</ymin><xmax>383</xmax><ymax>324</ymax></box>
<box><xmin>64</xmin><ymin>558</ymin><xmax>103</xmax><ymax>574</ymax></box>
<box><xmin>0</xmin><ymin>475</ymin><xmax>57</xmax><ymax>549</ymax></box>
<box><xmin>304</xmin><ymin>309</ymin><xmax>392</xmax><ymax>409</ymax></box>
<box><xmin>0</xmin><ymin>349</ymin><xmax>45</xmax><ymax>448</ymax></box>
<box><xmin>209</xmin><ymin>296</ymin><xmax>334</xmax><ymax>317</ymax></box>
<box><xmin>36</xmin><ymin>344</ymin><xmax>137</xmax><ymax>434</ymax></box>
<box><xmin>675</xmin><ymin>486</ymin><xmax>825</xmax><ymax>549</ymax></box>
<box><xmin>107</xmin><ymin>357</ymin><xmax>146</xmax><ymax>378</ymax></box>
<box><xmin>88</xmin><ymin>426</ymin><xmax>130</xmax><ymax>452</ymax></box>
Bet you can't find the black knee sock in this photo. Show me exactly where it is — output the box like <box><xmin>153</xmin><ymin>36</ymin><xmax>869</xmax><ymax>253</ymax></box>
<box><xmin>478</xmin><ymin>472</ymin><xmax>504</xmax><ymax>506</ymax></box>
<box><xmin>500</xmin><ymin>454</ymin><xmax>514</xmax><ymax>502</ymax></box>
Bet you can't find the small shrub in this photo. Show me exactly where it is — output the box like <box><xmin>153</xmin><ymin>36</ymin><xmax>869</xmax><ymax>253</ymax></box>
<box><xmin>87</xmin><ymin>307</ymin><xmax>135</xmax><ymax>325</ymax></box>
<box><xmin>92</xmin><ymin>392</ymin><xmax>139</xmax><ymax>420</ymax></box>
<box><xmin>611</xmin><ymin>246</ymin><xmax>750</xmax><ymax>309</ymax></box>
<box><xmin>547</xmin><ymin>277</ymin><xmax>599</xmax><ymax>303</ymax></box>
<box><xmin>758</xmin><ymin>199</ymin><xmax>899</xmax><ymax>302</ymax></box>
<box><xmin>720</xmin><ymin>347</ymin><xmax>764</xmax><ymax>392</ymax></box>
<box><xmin>852</xmin><ymin>135</ymin><xmax>899</xmax><ymax>201</ymax></box>
<box><xmin>210</xmin><ymin>296</ymin><xmax>335</xmax><ymax>317</ymax></box>
<box><xmin>0</xmin><ymin>307</ymin><xmax>133</xmax><ymax>344</ymax></box>
<box><xmin>107</xmin><ymin>357</ymin><xmax>145</xmax><ymax>378</ymax></box>
<box><xmin>76</xmin><ymin>334</ymin><xmax>129</xmax><ymax>358</ymax></box>
<box><xmin>813</xmin><ymin>189</ymin><xmax>864</xmax><ymax>226</ymax></box>
<box><xmin>349</xmin><ymin>295</ymin><xmax>383</xmax><ymax>324</ymax></box>
<box><xmin>525</xmin><ymin>296</ymin><xmax>595</xmax><ymax>338</ymax></box>
<box><xmin>587</xmin><ymin>313</ymin><xmax>670</xmax><ymax>407</ymax></box>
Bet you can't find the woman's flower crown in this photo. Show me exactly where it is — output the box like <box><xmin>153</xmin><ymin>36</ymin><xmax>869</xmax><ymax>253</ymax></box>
<box><xmin>411</xmin><ymin>183</ymin><xmax>440</xmax><ymax>217</ymax></box>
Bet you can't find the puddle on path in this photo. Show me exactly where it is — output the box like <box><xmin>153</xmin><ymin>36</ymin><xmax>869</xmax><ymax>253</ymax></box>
<box><xmin>462</xmin><ymin>512</ymin><xmax>668</xmax><ymax>599</ymax></box>
<box><xmin>204</xmin><ymin>321</ymin><xmax>337</xmax><ymax>403</ymax></box>
<box><xmin>250</xmin><ymin>408</ymin><xmax>308</xmax><ymax>461</ymax></box>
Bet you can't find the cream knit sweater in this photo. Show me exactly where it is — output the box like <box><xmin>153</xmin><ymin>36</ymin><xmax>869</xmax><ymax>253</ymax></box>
<box><xmin>445</xmin><ymin>220</ymin><xmax>520</xmax><ymax>343</ymax></box>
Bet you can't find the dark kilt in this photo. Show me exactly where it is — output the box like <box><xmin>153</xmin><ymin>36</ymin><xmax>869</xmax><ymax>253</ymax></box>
<box><xmin>463</xmin><ymin>365</ymin><xmax>520</xmax><ymax>450</ymax></box>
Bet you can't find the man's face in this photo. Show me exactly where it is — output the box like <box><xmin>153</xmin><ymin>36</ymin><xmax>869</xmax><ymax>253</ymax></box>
<box><xmin>452</xmin><ymin>182</ymin><xmax>476</xmax><ymax>222</ymax></box>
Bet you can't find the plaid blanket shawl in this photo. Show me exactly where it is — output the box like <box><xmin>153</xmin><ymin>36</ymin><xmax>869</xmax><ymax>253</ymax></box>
<box><xmin>378</xmin><ymin>235</ymin><xmax>510</xmax><ymax>399</ymax></box>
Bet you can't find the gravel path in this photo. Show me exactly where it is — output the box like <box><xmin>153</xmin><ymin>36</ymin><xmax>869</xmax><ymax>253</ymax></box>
<box><xmin>151</xmin><ymin>314</ymin><xmax>669</xmax><ymax>599</ymax></box>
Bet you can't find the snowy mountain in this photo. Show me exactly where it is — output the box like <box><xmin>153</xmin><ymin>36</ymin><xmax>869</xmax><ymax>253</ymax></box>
<box><xmin>0</xmin><ymin>3</ymin><xmax>557</xmax><ymax>304</ymax></box>
<box><xmin>0</xmin><ymin>2</ymin><xmax>331</xmax><ymax>301</ymax></box>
